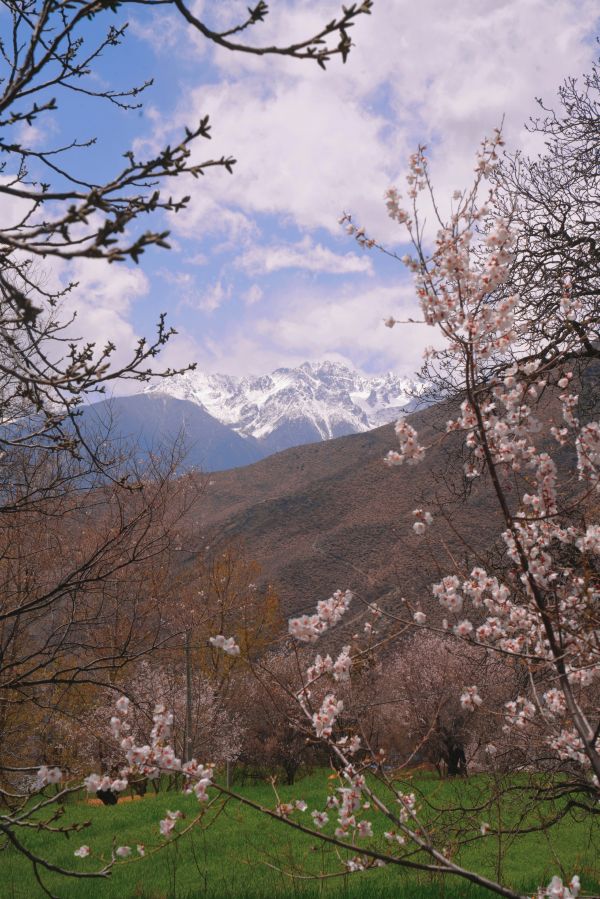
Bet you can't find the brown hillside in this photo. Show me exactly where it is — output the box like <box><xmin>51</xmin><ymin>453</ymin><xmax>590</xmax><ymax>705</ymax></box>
<box><xmin>194</xmin><ymin>399</ymin><xmax>506</xmax><ymax>619</ymax></box>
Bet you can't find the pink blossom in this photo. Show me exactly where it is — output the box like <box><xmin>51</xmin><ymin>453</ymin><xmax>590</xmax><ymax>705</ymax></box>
<box><xmin>115</xmin><ymin>696</ymin><xmax>130</xmax><ymax>715</ymax></box>
<box><xmin>333</xmin><ymin>646</ymin><xmax>352</xmax><ymax>682</ymax></box>
<box><xmin>312</xmin><ymin>694</ymin><xmax>343</xmax><ymax>737</ymax></box>
<box><xmin>35</xmin><ymin>766</ymin><xmax>62</xmax><ymax>788</ymax></box>
<box><xmin>542</xmin><ymin>875</ymin><xmax>580</xmax><ymax>898</ymax></box>
<box><xmin>289</xmin><ymin>590</ymin><xmax>352</xmax><ymax>643</ymax></box>
<box><xmin>453</xmin><ymin>619</ymin><xmax>474</xmax><ymax>638</ymax></box>
<box><xmin>110</xmin><ymin>778</ymin><xmax>128</xmax><ymax>792</ymax></box>
<box><xmin>504</xmin><ymin>697</ymin><xmax>536</xmax><ymax>728</ymax></box>
<box><xmin>159</xmin><ymin>816</ymin><xmax>177</xmax><ymax>838</ymax></box>
<box><xmin>385</xmin><ymin>420</ymin><xmax>425</xmax><ymax>466</ymax></box>
<box><xmin>209</xmin><ymin>635</ymin><xmax>240</xmax><ymax>656</ymax></box>
<box><xmin>576</xmin><ymin>525</ymin><xmax>600</xmax><ymax>555</ymax></box>
<box><xmin>384</xmin><ymin>831</ymin><xmax>406</xmax><ymax>845</ymax></box>
<box><xmin>460</xmin><ymin>686</ymin><xmax>482</xmax><ymax>712</ymax></box>
<box><xmin>83</xmin><ymin>773</ymin><xmax>102</xmax><ymax>793</ymax></box>
<box><xmin>357</xmin><ymin>820</ymin><xmax>373</xmax><ymax>838</ymax></box>
<box><xmin>311</xmin><ymin>810</ymin><xmax>329</xmax><ymax>828</ymax></box>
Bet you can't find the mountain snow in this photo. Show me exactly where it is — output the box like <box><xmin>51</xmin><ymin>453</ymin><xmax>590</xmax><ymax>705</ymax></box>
<box><xmin>145</xmin><ymin>362</ymin><xmax>424</xmax><ymax>452</ymax></box>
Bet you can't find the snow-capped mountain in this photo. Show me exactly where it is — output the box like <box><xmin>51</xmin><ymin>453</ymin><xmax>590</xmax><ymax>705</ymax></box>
<box><xmin>145</xmin><ymin>361</ymin><xmax>424</xmax><ymax>454</ymax></box>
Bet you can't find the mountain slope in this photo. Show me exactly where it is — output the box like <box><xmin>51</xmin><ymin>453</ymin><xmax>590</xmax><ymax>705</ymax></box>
<box><xmin>192</xmin><ymin>397</ymin><xmax>505</xmax><ymax>619</ymax></box>
<box><xmin>78</xmin><ymin>394</ymin><xmax>267</xmax><ymax>472</ymax></box>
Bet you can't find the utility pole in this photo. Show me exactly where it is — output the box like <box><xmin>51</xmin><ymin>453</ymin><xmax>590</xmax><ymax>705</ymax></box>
<box><xmin>184</xmin><ymin>629</ymin><xmax>193</xmax><ymax>763</ymax></box>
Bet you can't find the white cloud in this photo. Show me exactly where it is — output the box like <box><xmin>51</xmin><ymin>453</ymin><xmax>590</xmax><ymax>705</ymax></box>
<box><xmin>129</xmin><ymin>4</ymin><xmax>210</xmax><ymax>60</ymax></box>
<box><xmin>196</xmin><ymin>278</ymin><xmax>232</xmax><ymax>313</ymax></box>
<box><xmin>242</xmin><ymin>283</ymin><xmax>263</xmax><ymax>305</ymax></box>
<box><xmin>156</xmin><ymin>268</ymin><xmax>194</xmax><ymax>287</ymax></box>
<box><xmin>184</xmin><ymin>277</ymin><xmax>444</xmax><ymax>379</ymax></box>
<box><xmin>165</xmin><ymin>192</ymin><xmax>259</xmax><ymax>247</ymax></box>
<box><xmin>253</xmin><ymin>282</ymin><xmax>436</xmax><ymax>377</ymax></box>
<box><xmin>16</xmin><ymin>119</ymin><xmax>55</xmax><ymax>150</ymax></box>
<box><xmin>89</xmin><ymin>1</ymin><xmax>600</xmax><ymax>378</ymax></box>
<box><xmin>36</xmin><ymin>258</ymin><xmax>156</xmax><ymax>394</ymax></box>
<box><xmin>150</xmin><ymin>0</ymin><xmax>599</xmax><ymax>240</ymax></box>
<box><xmin>237</xmin><ymin>236</ymin><xmax>373</xmax><ymax>275</ymax></box>
<box><xmin>147</xmin><ymin>329</ymin><xmax>203</xmax><ymax>378</ymax></box>
<box><xmin>185</xmin><ymin>251</ymin><xmax>209</xmax><ymax>266</ymax></box>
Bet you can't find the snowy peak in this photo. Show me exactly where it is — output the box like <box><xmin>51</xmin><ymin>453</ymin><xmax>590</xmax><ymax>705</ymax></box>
<box><xmin>145</xmin><ymin>362</ymin><xmax>423</xmax><ymax>453</ymax></box>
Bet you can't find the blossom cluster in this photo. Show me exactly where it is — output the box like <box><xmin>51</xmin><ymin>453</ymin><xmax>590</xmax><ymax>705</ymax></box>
<box><xmin>306</xmin><ymin>645</ymin><xmax>352</xmax><ymax>683</ymax></box>
<box><xmin>384</xmin><ymin>420</ymin><xmax>425</xmax><ymax>467</ymax></box>
<box><xmin>460</xmin><ymin>686</ymin><xmax>483</xmax><ymax>712</ymax></box>
<box><xmin>310</xmin><ymin>769</ymin><xmax>379</xmax><ymax>845</ymax></box>
<box><xmin>539</xmin><ymin>876</ymin><xmax>581</xmax><ymax>899</ymax></box>
<box><xmin>34</xmin><ymin>766</ymin><xmax>62</xmax><ymax>789</ymax></box>
<box><xmin>81</xmin><ymin>697</ymin><xmax>214</xmax><ymax>855</ymax></box>
<box><xmin>312</xmin><ymin>693</ymin><xmax>344</xmax><ymax>738</ymax></box>
<box><xmin>209</xmin><ymin>635</ymin><xmax>240</xmax><ymax>656</ymax></box>
<box><xmin>288</xmin><ymin>589</ymin><xmax>352</xmax><ymax>642</ymax></box>
<box><xmin>412</xmin><ymin>508</ymin><xmax>433</xmax><ymax>535</ymax></box>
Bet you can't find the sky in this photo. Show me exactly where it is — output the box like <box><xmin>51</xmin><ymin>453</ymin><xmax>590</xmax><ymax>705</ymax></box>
<box><xmin>11</xmin><ymin>0</ymin><xmax>600</xmax><ymax>384</ymax></box>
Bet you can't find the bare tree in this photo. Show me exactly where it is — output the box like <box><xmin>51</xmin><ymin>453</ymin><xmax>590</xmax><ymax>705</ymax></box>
<box><xmin>492</xmin><ymin>62</ymin><xmax>600</xmax><ymax>372</ymax></box>
<box><xmin>0</xmin><ymin>457</ymin><xmax>201</xmax><ymax>780</ymax></box>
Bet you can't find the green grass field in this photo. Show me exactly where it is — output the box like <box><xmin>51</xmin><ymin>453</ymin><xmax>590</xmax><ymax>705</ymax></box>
<box><xmin>2</xmin><ymin>771</ymin><xmax>598</xmax><ymax>898</ymax></box>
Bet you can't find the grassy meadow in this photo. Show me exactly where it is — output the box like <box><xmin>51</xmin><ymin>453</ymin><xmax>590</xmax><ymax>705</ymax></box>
<box><xmin>2</xmin><ymin>770</ymin><xmax>598</xmax><ymax>899</ymax></box>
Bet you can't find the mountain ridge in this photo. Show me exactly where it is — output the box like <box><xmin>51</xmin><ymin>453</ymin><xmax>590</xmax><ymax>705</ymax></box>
<box><xmin>144</xmin><ymin>361</ymin><xmax>424</xmax><ymax>455</ymax></box>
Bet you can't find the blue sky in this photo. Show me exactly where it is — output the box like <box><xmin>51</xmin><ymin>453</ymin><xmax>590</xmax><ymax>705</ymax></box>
<box><xmin>10</xmin><ymin>0</ymin><xmax>600</xmax><ymax>384</ymax></box>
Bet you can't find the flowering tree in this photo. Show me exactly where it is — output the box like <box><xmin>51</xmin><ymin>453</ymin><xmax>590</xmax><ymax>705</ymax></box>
<box><xmin>371</xmin><ymin>632</ymin><xmax>519</xmax><ymax>776</ymax></box>
<box><xmin>491</xmin><ymin>63</ymin><xmax>600</xmax><ymax>375</ymax></box>
<box><xmin>0</xmin><ymin>461</ymin><xmax>200</xmax><ymax>781</ymax></box>
<box><xmin>45</xmin><ymin>662</ymin><xmax>244</xmax><ymax>792</ymax></box>
<box><xmin>231</xmin><ymin>650</ymin><xmax>314</xmax><ymax>785</ymax></box>
<box><xmin>333</xmin><ymin>123</ymin><xmax>596</xmax><ymax>893</ymax></box>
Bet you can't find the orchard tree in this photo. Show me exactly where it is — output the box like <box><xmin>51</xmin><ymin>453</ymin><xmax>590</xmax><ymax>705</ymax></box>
<box><xmin>0</xmin><ymin>458</ymin><xmax>201</xmax><ymax>782</ymax></box>
<box><xmin>408</xmin><ymin>61</ymin><xmax>600</xmax><ymax>406</ymax></box>
<box><xmin>164</xmin><ymin>539</ymin><xmax>282</xmax><ymax>767</ymax></box>
<box><xmin>234</xmin><ymin>650</ymin><xmax>314</xmax><ymax>786</ymax></box>
<box><xmin>373</xmin><ymin>632</ymin><xmax>519</xmax><ymax>776</ymax></box>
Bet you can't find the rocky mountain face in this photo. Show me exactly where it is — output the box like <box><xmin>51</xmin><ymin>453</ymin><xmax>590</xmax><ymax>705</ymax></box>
<box><xmin>144</xmin><ymin>361</ymin><xmax>424</xmax><ymax>455</ymax></box>
<box><xmin>74</xmin><ymin>363</ymin><xmax>424</xmax><ymax>473</ymax></box>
